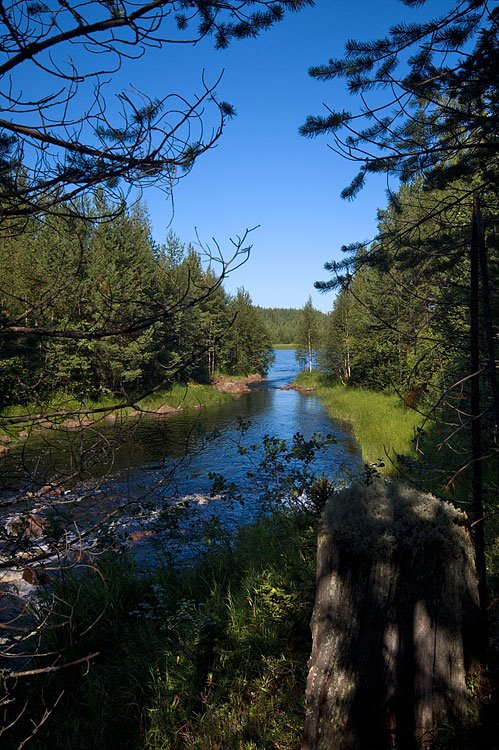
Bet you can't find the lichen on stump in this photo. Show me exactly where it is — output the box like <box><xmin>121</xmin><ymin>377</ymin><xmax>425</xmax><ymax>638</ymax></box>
<box><xmin>303</xmin><ymin>480</ymin><xmax>482</xmax><ymax>750</ymax></box>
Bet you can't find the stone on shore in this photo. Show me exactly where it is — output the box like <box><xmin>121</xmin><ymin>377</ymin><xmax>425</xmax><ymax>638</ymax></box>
<box><xmin>9</xmin><ymin>514</ymin><xmax>47</xmax><ymax>539</ymax></box>
<box><xmin>212</xmin><ymin>374</ymin><xmax>263</xmax><ymax>394</ymax></box>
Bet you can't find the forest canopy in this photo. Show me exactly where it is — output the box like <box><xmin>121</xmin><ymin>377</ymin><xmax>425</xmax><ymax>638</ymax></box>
<box><xmin>0</xmin><ymin>202</ymin><xmax>274</xmax><ymax>412</ymax></box>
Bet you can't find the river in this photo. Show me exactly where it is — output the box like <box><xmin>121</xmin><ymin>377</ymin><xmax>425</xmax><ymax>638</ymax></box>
<box><xmin>1</xmin><ymin>350</ymin><xmax>362</xmax><ymax>559</ymax></box>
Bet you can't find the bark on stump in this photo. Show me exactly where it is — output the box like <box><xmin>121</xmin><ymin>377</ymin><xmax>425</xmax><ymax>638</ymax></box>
<box><xmin>303</xmin><ymin>481</ymin><xmax>482</xmax><ymax>750</ymax></box>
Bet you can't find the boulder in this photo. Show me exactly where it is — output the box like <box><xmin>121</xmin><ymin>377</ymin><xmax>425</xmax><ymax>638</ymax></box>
<box><xmin>63</xmin><ymin>550</ymin><xmax>99</xmax><ymax>574</ymax></box>
<box><xmin>212</xmin><ymin>374</ymin><xmax>264</xmax><ymax>394</ymax></box>
<box><xmin>39</xmin><ymin>483</ymin><xmax>64</xmax><ymax>497</ymax></box>
<box><xmin>127</xmin><ymin>530</ymin><xmax>155</xmax><ymax>543</ymax></box>
<box><xmin>154</xmin><ymin>404</ymin><xmax>178</xmax><ymax>415</ymax></box>
<box><xmin>279</xmin><ymin>383</ymin><xmax>314</xmax><ymax>392</ymax></box>
<box><xmin>22</xmin><ymin>566</ymin><xmax>51</xmax><ymax>585</ymax></box>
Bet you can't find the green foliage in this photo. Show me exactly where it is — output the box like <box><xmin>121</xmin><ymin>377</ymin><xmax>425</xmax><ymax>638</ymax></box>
<box><xmin>144</xmin><ymin>519</ymin><xmax>315</xmax><ymax>750</ymax></box>
<box><xmin>302</xmin><ymin>0</ymin><xmax>497</xmax><ymax>195</ymax></box>
<box><xmin>0</xmin><ymin>210</ymin><xmax>274</xmax><ymax>412</ymax></box>
<box><xmin>317</xmin><ymin>288</ymin><xmax>353</xmax><ymax>383</ymax></box>
<box><xmin>316</xmin><ymin>175</ymin><xmax>498</xmax><ymax>499</ymax></box>
<box><xmin>303</xmin><ymin>0</ymin><xmax>498</xmax><ymax>565</ymax></box>
<box><xmin>0</xmin><ymin>1</ymin><xmax>315</xmax><ymax>225</ymax></box>
<box><xmin>306</xmin><ymin>0</ymin><xmax>498</xmax><ymax>550</ymax></box>
<box><xmin>9</xmin><ymin>513</ymin><xmax>316</xmax><ymax>750</ymax></box>
<box><xmin>295</xmin><ymin>296</ymin><xmax>322</xmax><ymax>372</ymax></box>
<box><xmin>222</xmin><ymin>289</ymin><xmax>275</xmax><ymax>376</ymax></box>
<box><xmin>255</xmin><ymin>305</ymin><xmax>327</xmax><ymax>346</ymax></box>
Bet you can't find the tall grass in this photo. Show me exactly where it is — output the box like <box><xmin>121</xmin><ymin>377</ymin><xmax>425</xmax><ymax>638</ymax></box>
<box><xmin>295</xmin><ymin>373</ymin><xmax>499</xmax><ymax>594</ymax></box>
<box><xmin>295</xmin><ymin>372</ymin><xmax>423</xmax><ymax>470</ymax></box>
<box><xmin>137</xmin><ymin>383</ymin><xmax>233</xmax><ymax>411</ymax></box>
<box><xmin>0</xmin><ymin>384</ymin><xmax>234</xmax><ymax>439</ymax></box>
<box><xmin>8</xmin><ymin>513</ymin><xmax>316</xmax><ymax>750</ymax></box>
<box><xmin>144</xmin><ymin>514</ymin><xmax>316</xmax><ymax>750</ymax></box>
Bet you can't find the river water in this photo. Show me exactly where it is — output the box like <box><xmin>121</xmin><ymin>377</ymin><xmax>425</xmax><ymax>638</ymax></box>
<box><xmin>1</xmin><ymin>350</ymin><xmax>362</xmax><ymax>558</ymax></box>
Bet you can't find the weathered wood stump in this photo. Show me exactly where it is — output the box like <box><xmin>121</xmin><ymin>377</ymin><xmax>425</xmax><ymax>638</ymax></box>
<box><xmin>303</xmin><ymin>481</ymin><xmax>483</xmax><ymax>750</ymax></box>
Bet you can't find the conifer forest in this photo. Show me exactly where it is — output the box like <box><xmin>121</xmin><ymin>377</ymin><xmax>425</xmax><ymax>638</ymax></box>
<box><xmin>0</xmin><ymin>1</ymin><xmax>497</xmax><ymax>748</ymax></box>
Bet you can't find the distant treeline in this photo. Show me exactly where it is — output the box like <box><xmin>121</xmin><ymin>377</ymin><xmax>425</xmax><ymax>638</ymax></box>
<box><xmin>255</xmin><ymin>306</ymin><xmax>327</xmax><ymax>345</ymax></box>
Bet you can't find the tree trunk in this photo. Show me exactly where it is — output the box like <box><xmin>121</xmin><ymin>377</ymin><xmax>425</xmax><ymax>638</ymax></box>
<box><xmin>303</xmin><ymin>481</ymin><xmax>482</xmax><ymax>750</ymax></box>
<box><xmin>474</xmin><ymin>193</ymin><xmax>499</xmax><ymax>438</ymax></box>
<box><xmin>470</xmin><ymin>194</ymin><xmax>488</xmax><ymax>622</ymax></box>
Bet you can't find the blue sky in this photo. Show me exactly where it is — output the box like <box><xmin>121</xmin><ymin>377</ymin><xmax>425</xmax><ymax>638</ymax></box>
<box><xmin>137</xmin><ymin>0</ymin><xmax>430</xmax><ymax>312</ymax></box>
<box><xmin>15</xmin><ymin>0</ymin><xmax>448</xmax><ymax>313</ymax></box>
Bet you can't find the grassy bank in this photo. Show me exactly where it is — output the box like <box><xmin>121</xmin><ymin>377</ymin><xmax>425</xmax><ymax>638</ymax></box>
<box><xmin>0</xmin><ymin>382</ymin><xmax>236</xmax><ymax>440</ymax></box>
<box><xmin>137</xmin><ymin>382</ymin><xmax>234</xmax><ymax>411</ymax></box>
<box><xmin>295</xmin><ymin>372</ymin><xmax>423</xmax><ymax>470</ymax></box>
<box><xmin>294</xmin><ymin>372</ymin><xmax>499</xmax><ymax>589</ymax></box>
<box><xmin>8</xmin><ymin>512</ymin><xmax>317</xmax><ymax>750</ymax></box>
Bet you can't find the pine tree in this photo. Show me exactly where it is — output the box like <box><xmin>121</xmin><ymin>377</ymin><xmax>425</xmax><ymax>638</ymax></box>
<box><xmin>0</xmin><ymin>1</ymin><xmax>314</xmax><ymax>227</ymax></box>
<box><xmin>224</xmin><ymin>288</ymin><xmax>274</xmax><ymax>376</ymax></box>
<box><xmin>295</xmin><ymin>296</ymin><xmax>320</xmax><ymax>372</ymax></box>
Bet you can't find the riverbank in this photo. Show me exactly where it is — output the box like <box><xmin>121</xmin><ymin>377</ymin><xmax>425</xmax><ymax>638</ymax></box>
<box><xmin>292</xmin><ymin>375</ymin><xmax>498</xmax><ymax>581</ymax></box>
<box><xmin>211</xmin><ymin>373</ymin><xmax>264</xmax><ymax>393</ymax></box>
<box><xmin>293</xmin><ymin>372</ymin><xmax>423</xmax><ymax>470</ymax></box>
<box><xmin>0</xmin><ymin>377</ymin><xmax>263</xmax><ymax>455</ymax></box>
<box><xmin>6</xmin><ymin>498</ymin><xmax>496</xmax><ymax>750</ymax></box>
<box><xmin>2</xmin><ymin>359</ymin><xmax>496</xmax><ymax>749</ymax></box>
<box><xmin>4</xmin><ymin>510</ymin><xmax>317</xmax><ymax>750</ymax></box>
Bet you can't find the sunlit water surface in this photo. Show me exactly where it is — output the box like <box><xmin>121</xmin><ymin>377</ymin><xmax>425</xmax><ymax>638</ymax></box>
<box><xmin>1</xmin><ymin>351</ymin><xmax>362</xmax><ymax>559</ymax></box>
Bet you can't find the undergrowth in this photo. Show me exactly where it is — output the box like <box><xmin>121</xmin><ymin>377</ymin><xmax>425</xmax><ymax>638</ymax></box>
<box><xmin>7</xmin><ymin>513</ymin><xmax>316</xmax><ymax>749</ymax></box>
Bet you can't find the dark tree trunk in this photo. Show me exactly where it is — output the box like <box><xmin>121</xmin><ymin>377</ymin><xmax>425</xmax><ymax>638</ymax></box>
<box><xmin>474</xmin><ymin>193</ymin><xmax>499</xmax><ymax>438</ymax></box>
<box><xmin>303</xmin><ymin>481</ymin><xmax>482</xmax><ymax>750</ymax></box>
<box><xmin>470</xmin><ymin>194</ymin><xmax>488</xmax><ymax>623</ymax></box>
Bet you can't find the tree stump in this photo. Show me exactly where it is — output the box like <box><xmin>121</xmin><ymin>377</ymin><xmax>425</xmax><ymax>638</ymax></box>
<box><xmin>303</xmin><ymin>481</ymin><xmax>483</xmax><ymax>750</ymax></box>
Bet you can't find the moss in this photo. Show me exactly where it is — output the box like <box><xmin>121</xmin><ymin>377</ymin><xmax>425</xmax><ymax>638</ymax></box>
<box><xmin>325</xmin><ymin>479</ymin><xmax>471</xmax><ymax>561</ymax></box>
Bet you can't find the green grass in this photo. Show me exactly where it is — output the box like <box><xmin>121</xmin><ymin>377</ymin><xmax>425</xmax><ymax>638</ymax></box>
<box><xmin>294</xmin><ymin>371</ymin><xmax>424</xmax><ymax>470</ymax></box>
<box><xmin>273</xmin><ymin>343</ymin><xmax>296</xmax><ymax>350</ymax></box>
<box><xmin>144</xmin><ymin>514</ymin><xmax>316</xmax><ymax>750</ymax></box>
<box><xmin>295</xmin><ymin>373</ymin><xmax>499</xmax><ymax>593</ymax></box>
<box><xmin>0</xmin><ymin>384</ymin><xmax>234</xmax><ymax>437</ymax></box>
<box><xmin>7</xmin><ymin>492</ymin><xmax>495</xmax><ymax>750</ymax></box>
<box><xmin>211</xmin><ymin>371</ymin><xmax>262</xmax><ymax>382</ymax></box>
<box><xmin>137</xmin><ymin>383</ymin><xmax>233</xmax><ymax>411</ymax></box>
<box><xmin>7</xmin><ymin>513</ymin><xmax>316</xmax><ymax>750</ymax></box>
